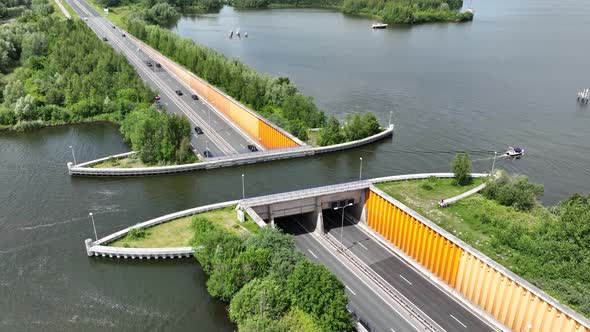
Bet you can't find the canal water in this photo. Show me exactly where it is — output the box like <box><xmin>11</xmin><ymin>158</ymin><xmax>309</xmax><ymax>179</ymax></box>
<box><xmin>2</xmin><ymin>0</ymin><xmax>590</xmax><ymax>330</ymax></box>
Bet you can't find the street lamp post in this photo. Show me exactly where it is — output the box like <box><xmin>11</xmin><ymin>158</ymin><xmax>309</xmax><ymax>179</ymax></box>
<box><xmin>359</xmin><ymin>157</ymin><xmax>363</xmax><ymax>181</ymax></box>
<box><xmin>491</xmin><ymin>151</ymin><xmax>497</xmax><ymax>175</ymax></box>
<box><xmin>88</xmin><ymin>212</ymin><xmax>98</xmax><ymax>241</ymax></box>
<box><xmin>69</xmin><ymin>145</ymin><xmax>77</xmax><ymax>165</ymax></box>
<box><xmin>334</xmin><ymin>202</ymin><xmax>353</xmax><ymax>251</ymax></box>
<box><xmin>241</xmin><ymin>174</ymin><xmax>245</xmax><ymax>199</ymax></box>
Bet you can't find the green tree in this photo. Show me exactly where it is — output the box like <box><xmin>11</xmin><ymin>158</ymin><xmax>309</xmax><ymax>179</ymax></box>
<box><xmin>452</xmin><ymin>152</ymin><xmax>472</xmax><ymax>186</ymax></box>
<box><xmin>318</xmin><ymin>116</ymin><xmax>344</xmax><ymax>146</ymax></box>
<box><xmin>287</xmin><ymin>260</ymin><xmax>354</xmax><ymax>332</ymax></box>
<box><xmin>229</xmin><ymin>277</ymin><xmax>290</xmax><ymax>323</ymax></box>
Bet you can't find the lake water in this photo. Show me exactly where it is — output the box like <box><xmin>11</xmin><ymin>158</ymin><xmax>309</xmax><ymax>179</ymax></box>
<box><xmin>172</xmin><ymin>0</ymin><xmax>590</xmax><ymax>204</ymax></box>
<box><xmin>2</xmin><ymin>0</ymin><xmax>590</xmax><ymax>330</ymax></box>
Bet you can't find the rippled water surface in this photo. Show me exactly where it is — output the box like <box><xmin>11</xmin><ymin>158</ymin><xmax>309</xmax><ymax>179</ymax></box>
<box><xmin>2</xmin><ymin>0</ymin><xmax>590</xmax><ymax>330</ymax></box>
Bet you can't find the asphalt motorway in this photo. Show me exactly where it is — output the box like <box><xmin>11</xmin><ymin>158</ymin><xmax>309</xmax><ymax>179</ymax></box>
<box><xmin>322</xmin><ymin>210</ymin><xmax>497</xmax><ymax>332</ymax></box>
<box><xmin>65</xmin><ymin>0</ymin><xmax>258</xmax><ymax>158</ymax></box>
<box><xmin>278</xmin><ymin>216</ymin><xmax>420</xmax><ymax>332</ymax></box>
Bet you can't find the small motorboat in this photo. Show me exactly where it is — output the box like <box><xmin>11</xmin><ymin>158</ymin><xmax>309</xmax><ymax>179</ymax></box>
<box><xmin>505</xmin><ymin>146</ymin><xmax>524</xmax><ymax>157</ymax></box>
<box><xmin>372</xmin><ymin>23</ymin><xmax>388</xmax><ymax>29</ymax></box>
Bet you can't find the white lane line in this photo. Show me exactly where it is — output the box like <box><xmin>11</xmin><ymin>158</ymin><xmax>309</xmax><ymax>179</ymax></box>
<box><xmin>358</xmin><ymin>242</ymin><xmax>368</xmax><ymax>250</ymax></box>
<box><xmin>399</xmin><ymin>275</ymin><xmax>412</xmax><ymax>286</ymax></box>
<box><xmin>345</xmin><ymin>284</ymin><xmax>357</xmax><ymax>296</ymax></box>
<box><xmin>450</xmin><ymin>314</ymin><xmax>467</xmax><ymax>328</ymax></box>
<box><xmin>390</xmin><ymin>329</ymin><xmax>396</xmax><ymax>332</ymax></box>
<box><xmin>291</xmin><ymin>218</ymin><xmax>421</xmax><ymax>332</ymax></box>
<box><xmin>307</xmin><ymin>249</ymin><xmax>318</xmax><ymax>259</ymax></box>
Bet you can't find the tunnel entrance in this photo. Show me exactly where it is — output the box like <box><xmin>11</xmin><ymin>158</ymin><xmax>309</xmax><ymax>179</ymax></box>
<box><xmin>273</xmin><ymin>199</ymin><xmax>363</xmax><ymax>236</ymax></box>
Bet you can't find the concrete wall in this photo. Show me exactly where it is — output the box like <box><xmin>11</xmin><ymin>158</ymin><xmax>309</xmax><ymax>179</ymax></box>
<box><xmin>68</xmin><ymin>126</ymin><xmax>394</xmax><ymax>176</ymax></box>
<box><xmin>365</xmin><ymin>186</ymin><xmax>590</xmax><ymax>332</ymax></box>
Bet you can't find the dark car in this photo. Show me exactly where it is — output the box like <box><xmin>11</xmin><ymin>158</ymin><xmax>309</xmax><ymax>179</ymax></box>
<box><xmin>146</xmin><ymin>62</ymin><xmax>153</xmax><ymax>67</ymax></box>
<box><xmin>247</xmin><ymin>144</ymin><xmax>258</xmax><ymax>152</ymax></box>
<box><xmin>175</xmin><ymin>90</ymin><xmax>183</xmax><ymax>96</ymax></box>
<box><xmin>122</xmin><ymin>33</ymin><xmax>126</xmax><ymax>37</ymax></box>
<box><xmin>102</xmin><ymin>37</ymin><xmax>108</xmax><ymax>41</ymax></box>
<box><xmin>191</xmin><ymin>94</ymin><xmax>199</xmax><ymax>100</ymax></box>
<box><xmin>154</xmin><ymin>95</ymin><xmax>161</xmax><ymax>101</ymax></box>
<box><xmin>194</xmin><ymin>126</ymin><xmax>203</xmax><ymax>135</ymax></box>
<box><xmin>112</xmin><ymin>25</ymin><xmax>116</xmax><ymax>29</ymax></box>
<box><xmin>155</xmin><ymin>63</ymin><xmax>161</xmax><ymax>68</ymax></box>
<box><xmin>203</xmin><ymin>150</ymin><xmax>213</xmax><ymax>158</ymax></box>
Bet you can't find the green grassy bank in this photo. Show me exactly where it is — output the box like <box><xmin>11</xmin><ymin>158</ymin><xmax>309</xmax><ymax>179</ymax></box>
<box><xmin>376</xmin><ymin>176</ymin><xmax>590</xmax><ymax>318</ymax></box>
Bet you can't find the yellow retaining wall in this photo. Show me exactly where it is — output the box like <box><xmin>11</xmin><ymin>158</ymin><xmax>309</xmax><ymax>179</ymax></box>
<box><xmin>136</xmin><ymin>37</ymin><xmax>299</xmax><ymax>150</ymax></box>
<box><xmin>365</xmin><ymin>189</ymin><xmax>590</xmax><ymax>332</ymax></box>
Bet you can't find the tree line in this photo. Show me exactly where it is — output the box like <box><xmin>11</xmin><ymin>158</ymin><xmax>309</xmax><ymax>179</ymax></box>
<box><xmin>0</xmin><ymin>0</ymin><xmax>31</xmax><ymax>19</ymax></box>
<box><xmin>191</xmin><ymin>215</ymin><xmax>355</xmax><ymax>331</ymax></box>
<box><xmin>97</xmin><ymin>0</ymin><xmax>223</xmax><ymax>26</ymax></box>
<box><xmin>127</xmin><ymin>18</ymin><xmax>383</xmax><ymax>144</ymax></box>
<box><xmin>342</xmin><ymin>0</ymin><xmax>472</xmax><ymax>24</ymax></box>
<box><xmin>0</xmin><ymin>2</ymin><xmax>193</xmax><ymax>165</ymax></box>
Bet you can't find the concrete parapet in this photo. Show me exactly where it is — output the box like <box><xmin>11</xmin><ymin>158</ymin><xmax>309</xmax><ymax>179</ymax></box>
<box><xmin>67</xmin><ymin>126</ymin><xmax>394</xmax><ymax>177</ymax></box>
<box><xmin>366</xmin><ymin>184</ymin><xmax>590</xmax><ymax>332</ymax></box>
<box><xmin>312</xmin><ymin>125</ymin><xmax>394</xmax><ymax>155</ymax></box>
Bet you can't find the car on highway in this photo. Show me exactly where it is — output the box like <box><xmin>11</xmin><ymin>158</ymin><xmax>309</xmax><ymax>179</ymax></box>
<box><xmin>194</xmin><ymin>126</ymin><xmax>203</xmax><ymax>135</ymax></box>
<box><xmin>112</xmin><ymin>25</ymin><xmax>116</xmax><ymax>29</ymax></box>
<box><xmin>155</xmin><ymin>63</ymin><xmax>161</xmax><ymax>68</ymax></box>
<box><xmin>154</xmin><ymin>95</ymin><xmax>161</xmax><ymax>101</ymax></box>
<box><xmin>122</xmin><ymin>33</ymin><xmax>126</xmax><ymax>37</ymax></box>
<box><xmin>84</xmin><ymin>17</ymin><xmax>88</xmax><ymax>21</ymax></box>
<box><xmin>203</xmin><ymin>150</ymin><xmax>213</xmax><ymax>158</ymax></box>
<box><xmin>146</xmin><ymin>62</ymin><xmax>153</xmax><ymax>67</ymax></box>
<box><xmin>247</xmin><ymin>144</ymin><xmax>258</xmax><ymax>152</ymax></box>
<box><xmin>175</xmin><ymin>90</ymin><xmax>183</xmax><ymax>96</ymax></box>
<box><xmin>191</xmin><ymin>94</ymin><xmax>199</xmax><ymax>100</ymax></box>
<box><xmin>102</xmin><ymin>37</ymin><xmax>108</xmax><ymax>41</ymax></box>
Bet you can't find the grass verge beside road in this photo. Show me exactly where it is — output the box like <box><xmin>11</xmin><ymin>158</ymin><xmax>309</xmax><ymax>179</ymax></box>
<box><xmin>110</xmin><ymin>206</ymin><xmax>259</xmax><ymax>248</ymax></box>
<box><xmin>375</xmin><ymin>177</ymin><xmax>590</xmax><ymax>318</ymax></box>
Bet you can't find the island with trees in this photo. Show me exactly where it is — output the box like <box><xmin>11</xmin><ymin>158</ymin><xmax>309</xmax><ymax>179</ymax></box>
<box><xmin>227</xmin><ymin>0</ymin><xmax>473</xmax><ymax>24</ymax></box>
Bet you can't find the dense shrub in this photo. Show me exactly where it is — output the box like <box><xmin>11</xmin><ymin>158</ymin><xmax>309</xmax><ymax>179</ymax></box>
<box><xmin>119</xmin><ymin>108</ymin><xmax>195</xmax><ymax>165</ymax></box>
<box><xmin>482</xmin><ymin>171</ymin><xmax>544</xmax><ymax>211</ymax></box>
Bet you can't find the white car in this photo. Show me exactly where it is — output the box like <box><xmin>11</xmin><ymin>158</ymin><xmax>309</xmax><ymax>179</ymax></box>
<box><xmin>84</xmin><ymin>17</ymin><xmax>88</xmax><ymax>21</ymax></box>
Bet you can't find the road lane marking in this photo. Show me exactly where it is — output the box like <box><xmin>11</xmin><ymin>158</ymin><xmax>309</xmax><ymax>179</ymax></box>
<box><xmin>307</xmin><ymin>249</ymin><xmax>318</xmax><ymax>259</ymax></box>
<box><xmin>450</xmin><ymin>314</ymin><xmax>467</xmax><ymax>328</ymax></box>
<box><xmin>399</xmin><ymin>275</ymin><xmax>412</xmax><ymax>286</ymax></box>
<box><xmin>358</xmin><ymin>242</ymin><xmax>368</xmax><ymax>250</ymax></box>
<box><xmin>352</xmin><ymin>222</ymin><xmax>496</xmax><ymax>332</ymax></box>
<box><xmin>290</xmin><ymin>217</ymin><xmax>421</xmax><ymax>332</ymax></box>
<box><xmin>345</xmin><ymin>284</ymin><xmax>357</xmax><ymax>296</ymax></box>
<box><xmin>390</xmin><ymin>329</ymin><xmax>396</xmax><ymax>332</ymax></box>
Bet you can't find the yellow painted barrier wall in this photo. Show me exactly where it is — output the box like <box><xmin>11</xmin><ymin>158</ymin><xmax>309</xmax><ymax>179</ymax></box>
<box><xmin>135</xmin><ymin>36</ymin><xmax>299</xmax><ymax>150</ymax></box>
<box><xmin>365</xmin><ymin>189</ymin><xmax>590</xmax><ymax>332</ymax></box>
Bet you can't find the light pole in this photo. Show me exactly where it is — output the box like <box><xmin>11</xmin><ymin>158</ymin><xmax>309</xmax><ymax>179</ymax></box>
<box><xmin>334</xmin><ymin>202</ymin><xmax>353</xmax><ymax>251</ymax></box>
<box><xmin>491</xmin><ymin>151</ymin><xmax>497</xmax><ymax>175</ymax></box>
<box><xmin>359</xmin><ymin>157</ymin><xmax>363</xmax><ymax>181</ymax></box>
<box><xmin>88</xmin><ymin>212</ymin><xmax>98</xmax><ymax>241</ymax></box>
<box><xmin>69</xmin><ymin>145</ymin><xmax>77</xmax><ymax>165</ymax></box>
<box><xmin>241</xmin><ymin>174</ymin><xmax>245</xmax><ymax>199</ymax></box>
